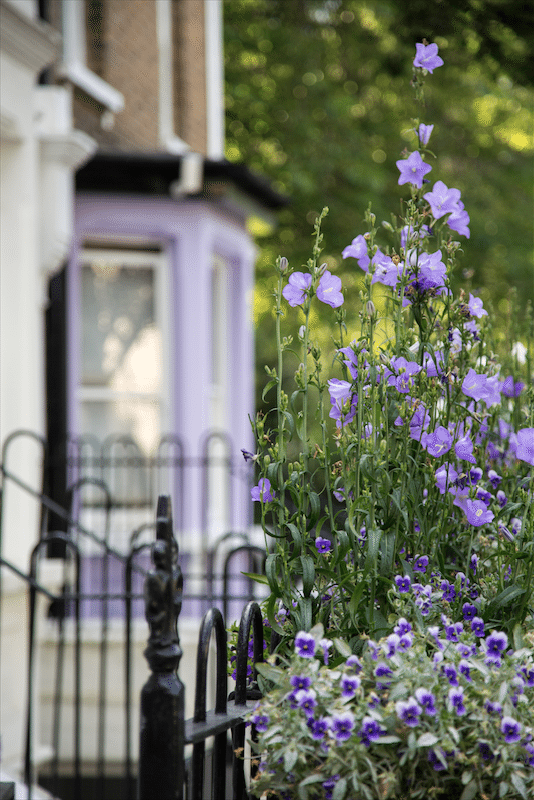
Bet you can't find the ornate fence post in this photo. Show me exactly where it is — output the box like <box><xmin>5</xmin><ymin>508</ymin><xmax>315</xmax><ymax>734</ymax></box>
<box><xmin>138</xmin><ymin>495</ymin><xmax>184</xmax><ymax>800</ymax></box>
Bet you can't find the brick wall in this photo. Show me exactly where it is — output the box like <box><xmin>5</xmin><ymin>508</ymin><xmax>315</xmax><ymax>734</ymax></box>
<box><xmin>100</xmin><ymin>0</ymin><xmax>159</xmax><ymax>150</ymax></box>
<box><xmin>172</xmin><ymin>0</ymin><xmax>207</xmax><ymax>155</ymax></box>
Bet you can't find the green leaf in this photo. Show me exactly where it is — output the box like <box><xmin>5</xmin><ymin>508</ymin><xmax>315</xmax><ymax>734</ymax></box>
<box><xmin>510</xmin><ymin>772</ymin><xmax>528</xmax><ymax>800</ymax></box>
<box><xmin>332</xmin><ymin>777</ymin><xmax>347</xmax><ymax>800</ymax></box>
<box><xmin>300</xmin><ymin>554</ymin><xmax>315</xmax><ymax>596</ymax></box>
<box><xmin>417</xmin><ymin>732</ymin><xmax>439</xmax><ymax>747</ymax></box>
<box><xmin>513</xmin><ymin>623</ymin><xmax>525</xmax><ymax>651</ymax></box>
<box><xmin>333</xmin><ymin>637</ymin><xmax>352</xmax><ymax>658</ymax></box>
<box><xmin>306</xmin><ymin>491</ymin><xmax>321</xmax><ymax>530</ymax></box>
<box><xmin>265</xmin><ymin>553</ymin><xmax>282</xmax><ymax>594</ymax></box>
<box><xmin>499</xmin><ymin>782</ymin><xmax>509</xmax><ymax>798</ymax></box>
<box><xmin>283</xmin><ymin>748</ymin><xmax>298</xmax><ymax>773</ymax></box>
<box><xmin>365</xmin><ymin>527</ymin><xmax>383</xmax><ymax>568</ymax></box>
<box><xmin>486</xmin><ymin>584</ymin><xmax>526</xmax><ymax>616</ymax></box>
<box><xmin>240</xmin><ymin>571</ymin><xmax>269</xmax><ymax>585</ymax></box>
<box><xmin>261</xmin><ymin>377</ymin><xmax>278</xmax><ymax>401</ymax></box>
<box><xmin>310</xmin><ymin>622</ymin><xmax>324</xmax><ymax>641</ymax></box>
<box><xmin>287</xmin><ymin>522</ymin><xmax>303</xmax><ymax>553</ymax></box>
<box><xmin>376</xmin><ymin>735</ymin><xmax>401</xmax><ymax>744</ymax></box>
<box><xmin>459</xmin><ymin>779</ymin><xmax>478</xmax><ymax>800</ymax></box>
<box><xmin>254</xmin><ymin>661</ymin><xmax>287</xmax><ymax>685</ymax></box>
<box><xmin>265</xmin><ymin>593</ymin><xmax>286</xmax><ymax>635</ymax></box>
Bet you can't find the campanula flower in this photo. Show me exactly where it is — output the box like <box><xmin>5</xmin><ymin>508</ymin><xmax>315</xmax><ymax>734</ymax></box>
<box><xmin>413</xmin><ymin>42</ymin><xmax>444</xmax><ymax>73</ymax></box>
<box><xmin>317</xmin><ymin>270</ymin><xmax>344</xmax><ymax>308</ymax></box>
<box><xmin>446</xmin><ymin>200</ymin><xmax>470</xmax><ymax>237</ymax></box>
<box><xmin>282</xmin><ymin>272</ymin><xmax>312</xmax><ymax>306</ymax></box>
<box><xmin>396</xmin><ymin>150</ymin><xmax>432</xmax><ymax>188</ymax></box>
<box><xmin>515</xmin><ymin>427</ymin><xmax>534</xmax><ymax>466</ymax></box>
<box><xmin>423</xmin><ymin>181</ymin><xmax>461</xmax><ymax>219</ymax></box>
<box><xmin>417</xmin><ymin>123</ymin><xmax>434</xmax><ymax>145</ymax></box>
<box><xmin>467</xmin><ymin>293</ymin><xmax>488</xmax><ymax>318</ymax></box>
<box><xmin>341</xmin><ymin>233</ymin><xmax>370</xmax><ymax>270</ymax></box>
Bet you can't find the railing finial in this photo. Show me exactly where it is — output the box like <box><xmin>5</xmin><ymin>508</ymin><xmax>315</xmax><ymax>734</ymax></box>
<box><xmin>139</xmin><ymin>494</ymin><xmax>184</xmax><ymax>800</ymax></box>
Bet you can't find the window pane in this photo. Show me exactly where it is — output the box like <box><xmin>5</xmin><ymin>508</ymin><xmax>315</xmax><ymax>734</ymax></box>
<box><xmin>80</xmin><ymin>397</ymin><xmax>161</xmax><ymax>456</ymax></box>
<box><xmin>81</xmin><ymin>259</ymin><xmax>161</xmax><ymax>394</ymax></box>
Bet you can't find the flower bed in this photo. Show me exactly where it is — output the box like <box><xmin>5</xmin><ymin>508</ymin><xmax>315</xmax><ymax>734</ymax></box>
<box><xmin>242</xmin><ymin>39</ymin><xmax>533</xmax><ymax>799</ymax></box>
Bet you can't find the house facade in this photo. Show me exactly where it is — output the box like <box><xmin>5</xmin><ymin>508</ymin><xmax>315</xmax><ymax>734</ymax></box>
<box><xmin>0</xmin><ymin>0</ymin><xmax>282</xmax><ymax>792</ymax></box>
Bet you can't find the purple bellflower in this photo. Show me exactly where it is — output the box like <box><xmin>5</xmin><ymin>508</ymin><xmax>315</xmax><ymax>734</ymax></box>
<box><xmin>516</xmin><ymin>427</ymin><xmax>534</xmax><ymax>466</ymax></box>
<box><xmin>417</xmin><ymin>123</ymin><xmax>434</xmax><ymax>145</ymax></box>
<box><xmin>446</xmin><ymin>200</ymin><xmax>470</xmax><ymax>238</ymax></box>
<box><xmin>413</xmin><ymin>42</ymin><xmax>444</xmax><ymax>73</ymax></box>
<box><xmin>317</xmin><ymin>271</ymin><xmax>344</xmax><ymax>308</ymax></box>
<box><xmin>282</xmin><ymin>272</ymin><xmax>311</xmax><ymax>307</ymax></box>
<box><xmin>342</xmin><ymin>234</ymin><xmax>370</xmax><ymax>270</ymax></box>
<box><xmin>467</xmin><ymin>293</ymin><xmax>488</xmax><ymax>318</ymax></box>
<box><xmin>423</xmin><ymin>181</ymin><xmax>461</xmax><ymax>219</ymax></box>
<box><xmin>396</xmin><ymin>151</ymin><xmax>432</xmax><ymax>188</ymax></box>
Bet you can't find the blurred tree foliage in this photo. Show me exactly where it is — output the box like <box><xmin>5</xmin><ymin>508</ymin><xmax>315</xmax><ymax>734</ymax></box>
<box><xmin>223</xmin><ymin>0</ymin><xmax>534</xmax><ymax>411</ymax></box>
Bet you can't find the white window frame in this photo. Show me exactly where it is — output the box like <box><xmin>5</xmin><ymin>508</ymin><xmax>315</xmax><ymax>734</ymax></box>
<box><xmin>58</xmin><ymin>0</ymin><xmax>124</xmax><ymax>113</ymax></box>
<box><xmin>77</xmin><ymin>246</ymin><xmax>170</xmax><ymax>453</ymax></box>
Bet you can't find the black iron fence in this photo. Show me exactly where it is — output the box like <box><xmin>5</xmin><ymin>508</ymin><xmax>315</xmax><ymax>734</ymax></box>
<box><xmin>0</xmin><ymin>432</ymin><xmax>268</xmax><ymax>800</ymax></box>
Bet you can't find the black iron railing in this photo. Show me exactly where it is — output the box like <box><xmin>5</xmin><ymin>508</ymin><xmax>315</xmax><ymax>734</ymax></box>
<box><xmin>0</xmin><ymin>432</ymin><xmax>268</xmax><ymax>800</ymax></box>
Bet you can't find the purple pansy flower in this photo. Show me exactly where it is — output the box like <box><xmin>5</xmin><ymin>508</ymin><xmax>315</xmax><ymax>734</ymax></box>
<box><xmin>282</xmin><ymin>272</ymin><xmax>311</xmax><ymax>307</ymax></box>
<box><xmin>448</xmin><ymin>686</ymin><xmax>466</xmax><ymax>716</ymax></box>
<box><xmin>415</xmin><ymin>688</ymin><xmax>437</xmax><ymax>716</ymax></box>
<box><xmin>394</xmin><ymin>575</ymin><xmax>411</xmax><ymax>593</ymax></box>
<box><xmin>396</xmin><ymin>697</ymin><xmax>422</xmax><ymax>727</ymax></box>
<box><xmin>413</xmin><ymin>555</ymin><xmax>429</xmax><ymax>573</ymax></box>
<box><xmin>358</xmin><ymin>716</ymin><xmax>384</xmax><ymax>747</ymax></box>
<box><xmin>309</xmin><ymin>717</ymin><xmax>329</xmax><ymax>741</ymax></box>
<box><xmin>485</xmin><ymin>631</ymin><xmax>508</xmax><ymax>664</ymax></box>
<box><xmin>294</xmin><ymin>631</ymin><xmax>316</xmax><ymax>659</ymax></box>
<box><xmin>471</xmin><ymin>617</ymin><xmax>485</xmax><ymax>637</ymax></box>
<box><xmin>290</xmin><ymin>674</ymin><xmax>311</xmax><ymax>691</ymax></box>
<box><xmin>315</xmin><ymin>536</ymin><xmax>332</xmax><ymax>554</ymax></box>
<box><xmin>396</xmin><ymin>150</ymin><xmax>432</xmax><ymax>188</ymax></box>
<box><xmin>501</xmin><ymin>716</ymin><xmax>522</xmax><ymax>743</ymax></box>
<box><xmin>340</xmin><ymin>674</ymin><xmax>361</xmax><ymax>698</ymax></box>
<box><xmin>413</xmin><ymin>42</ymin><xmax>444</xmax><ymax>73</ymax></box>
<box><xmin>317</xmin><ymin>270</ymin><xmax>344</xmax><ymax>308</ymax></box>
<box><xmin>252</xmin><ymin>712</ymin><xmax>269</xmax><ymax>732</ymax></box>
<box><xmin>428</xmin><ymin>748</ymin><xmax>448</xmax><ymax>771</ymax></box>
<box><xmin>296</xmin><ymin>688</ymin><xmax>317</xmax><ymax>717</ymax></box>
<box><xmin>330</xmin><ymin>711</ymin><xmax>355</xmax><ymax>742</ymax></box>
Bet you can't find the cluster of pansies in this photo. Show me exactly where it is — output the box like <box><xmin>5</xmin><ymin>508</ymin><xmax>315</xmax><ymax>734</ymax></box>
<box><xmin>248</xmin><ymin>621</ymin><xmax>534</xmax><ymax>800</ymax></box>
